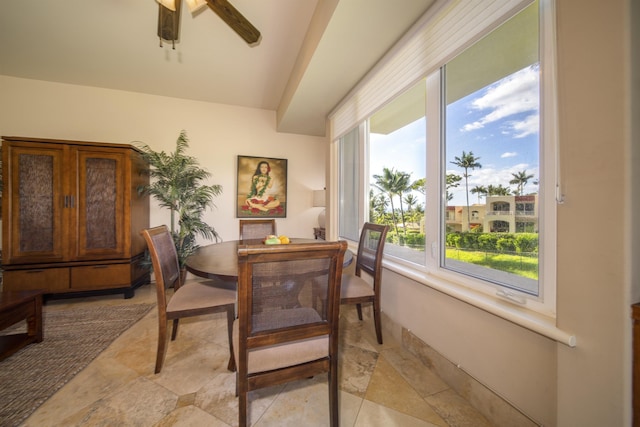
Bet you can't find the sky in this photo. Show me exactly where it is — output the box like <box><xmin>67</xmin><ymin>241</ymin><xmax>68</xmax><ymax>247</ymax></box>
<box><xmin>370</xmin><ymin>64</ymin><xmax>540</xmax><ymax>207</ymax></box>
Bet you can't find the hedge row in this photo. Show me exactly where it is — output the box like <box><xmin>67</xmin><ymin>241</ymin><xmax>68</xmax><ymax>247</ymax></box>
<box><xmin>446</xmin><ymin>232</ymin><xmax>538</xmax><ymax>254</ymax></box>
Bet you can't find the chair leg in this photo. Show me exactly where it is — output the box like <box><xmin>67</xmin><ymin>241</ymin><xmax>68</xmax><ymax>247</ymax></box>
<box><xmin>373</xmin><ymin>301</ymin><xmax>383</xmax><ymax>345</ymax></box>
<box><xmin>155</xmin><ymin>321</ymin><xmax>168</xmax><ymax>374</ymax></box>
<box><xmin>328</xmin><ymin>362</ymin><xmax>339</xmax><ymax>427</ymax></box>
<box><xmin>171</xmin><ymin>318</ymin><xmax>180</xmax><ymax>340</ymax></box>
<box><xmin>356</xmin><ymin>303</ymin><xmax>363</xmax><ymax>321</ymax></box>
<box><xmin>226</xmin><ymin>306</ymin><xmax>236</xmax><ymax>372</ymax></box>
<box><xmin>239</xmin><ymin>389</ymin><xmax>248</xmax><ymax>427</ymax></box>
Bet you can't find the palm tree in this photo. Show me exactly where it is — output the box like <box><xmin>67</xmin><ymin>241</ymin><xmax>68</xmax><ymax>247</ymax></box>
<box><xmin>446</xmin><ymin>173</ymin><xmax>462</xmax><ymax>202</ymax></box>
<box><xmin>411</xmin><ymin>177</ymin><xmax>426</xmax><ymax>195</ymax></box>
<box><xmin>487</xmin><ymin>184</ymin><xmax>512</xmax><ymax>196</ymax></box>
<box><xmin>509</xmin><ymin>170</ymin><xmax>534</xmax><ymax>195</ymax></box>
<box><xmin>470</xmin><ymin>185</ymin><xmax>488</xmax><ymax>203</ymax></box>
<box><xmin>450</xmin><ymin>151</ymin><xmax>482</xmax><ymax>229</ymax></box>
<box><xmin>372</xmin><ymin>167</ymin><xmax>411</xmax><ymax>237</ymax></box>
<box><xmin>369</xmin><ymin>189</ymin><xmax>388</xmax><ymax>224</ymax></box>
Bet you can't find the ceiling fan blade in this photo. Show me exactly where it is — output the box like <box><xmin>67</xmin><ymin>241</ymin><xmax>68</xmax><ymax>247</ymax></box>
<box><xmin>205</xmin><ymin>0</ymin><xmax>261</xmax><ymax>46</ymax></box>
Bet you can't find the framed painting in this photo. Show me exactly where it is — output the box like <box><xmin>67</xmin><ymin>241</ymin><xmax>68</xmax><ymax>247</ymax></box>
<box><xmin>237</xmin><ymin>155</ymin><xmax>287</xmax><ymax>218</ymax></box>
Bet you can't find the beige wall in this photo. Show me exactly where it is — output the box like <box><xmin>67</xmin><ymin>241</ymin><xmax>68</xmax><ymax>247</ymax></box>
<box><xmin>555</xmin><ymin>0</ymin><xmax>633</xmax><ymax>425</ymax></box>
<box><xmin>0</xmin><ymin>75</ymin><xmax>327</xmax><ymax>244</ymax></box>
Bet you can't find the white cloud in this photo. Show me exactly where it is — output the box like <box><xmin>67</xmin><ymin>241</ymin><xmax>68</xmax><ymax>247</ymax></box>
<box><xmin>509</xmin><ymin>114</ymin><xmax>539</xmax><ymax>138</ymax></box>
<box><xmin>501</xmin><ymin>152</ymin><xmax>517</xmax><ymax>158</ymax></box>
<box><xmin>461</xmin><ymin>65</ymin><xmax>539</xmax><ymax>136</ymax></box>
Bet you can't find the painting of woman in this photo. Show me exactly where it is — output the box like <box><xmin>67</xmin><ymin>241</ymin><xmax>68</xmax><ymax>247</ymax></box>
<box><xmin>237</xmin><ymin>156</ymin><xmax>287</xmax><ymax>218</ymax></box>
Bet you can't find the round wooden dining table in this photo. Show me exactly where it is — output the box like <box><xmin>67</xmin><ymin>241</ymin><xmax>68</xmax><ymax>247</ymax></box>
<box><xmin>186</xmin><ymin>238</ymin><xmax>353</xmax><ymax>281</ymax></box>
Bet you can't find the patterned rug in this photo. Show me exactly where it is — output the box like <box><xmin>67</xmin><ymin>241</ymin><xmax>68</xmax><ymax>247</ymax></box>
<box><xmin>0</xmin><ymin>303</ymin><xmax>154</xmax><ymax>427</ymax></box>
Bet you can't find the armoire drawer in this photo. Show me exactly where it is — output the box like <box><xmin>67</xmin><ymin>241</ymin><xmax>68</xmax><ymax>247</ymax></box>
<box><xmin>2</xmin><ymin>268</ymin><xmax>70</xmax><ymax>292</ymax></box>
<box><xmin>71</xmin><ymin>264</ymin><xmax>130</xmax><ymax>289</ymax></box>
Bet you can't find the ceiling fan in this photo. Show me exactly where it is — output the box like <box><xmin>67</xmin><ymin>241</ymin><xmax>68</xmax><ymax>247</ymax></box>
<box><xmin>156</xmin><ymin>0</ymin><xmax>261</xmax><ymax>48</ymax></box>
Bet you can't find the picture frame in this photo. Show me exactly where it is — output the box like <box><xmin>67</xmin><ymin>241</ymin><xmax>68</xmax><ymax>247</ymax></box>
<box><xmin>237</xmin><ymin>155</ymin><xmax>287</xmax><ymax>218</ymax></box>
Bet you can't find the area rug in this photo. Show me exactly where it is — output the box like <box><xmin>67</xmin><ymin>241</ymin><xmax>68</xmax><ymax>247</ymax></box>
<box><xmin>0</xmin><ymin>303</ymin><xmax>154</xmax><ymax>427</ymax></box>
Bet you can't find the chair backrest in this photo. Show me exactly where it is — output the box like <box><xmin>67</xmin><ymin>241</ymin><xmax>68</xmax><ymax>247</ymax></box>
<box><xmin>140</xmin><ymin>225</ymin><xmax>181</xmax><ymax>308</ymax></box>
<box><xmin>239</xmin><ymin>219</ymin><xmax>277</xmax><ymax>240</ymax></box>
<box><xmin>355</xmin><ymin>222</ymin><xmax>389</xmax><ymax>283</ymax></box>
<box><xmin>236</xmin><ymin>240</ymin><xmax>347</xmax><ymax>355</ymax></box>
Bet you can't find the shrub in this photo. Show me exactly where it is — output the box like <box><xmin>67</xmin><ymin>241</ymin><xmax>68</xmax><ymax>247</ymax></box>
<box><xmin>477</xmin><ymin>233</ymin><xmax>499</xmax><ymax>251</ymax></box>
<box><xmin>514</xmin><ymin>233</ymin><xmax>538</xmax><ymax>254</ymax></box>
<box><xmin>446</xmin><ymin>231</ymin><xmax>538</xmax><ymax>254</ymax></box>
<box><xmin>496</xmin><ymin>235</ymin><xmax>516</xmax><ymax>252</ymax></box>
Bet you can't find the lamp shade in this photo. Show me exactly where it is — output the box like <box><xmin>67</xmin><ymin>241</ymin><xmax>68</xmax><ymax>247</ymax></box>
<box><xmin>185</xmin><ymin>0</ymin><xmax>208</xmax><ymax>12</ymax></box>
<box><xmin>313</xmin><ymin>190</ymin><xmax>326</xmax><ymax>207</ymax></box>
<box><xmin>156</xmin><ymin>0</ymin><xmax>177</xmax><ymax>11</ymax></box>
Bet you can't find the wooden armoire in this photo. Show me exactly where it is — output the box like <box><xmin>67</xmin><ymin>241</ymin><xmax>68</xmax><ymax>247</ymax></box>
<box><xmin>1</xmin><ymin>136</ymin><xmax>150</xmax><ymax>298</ymax></box>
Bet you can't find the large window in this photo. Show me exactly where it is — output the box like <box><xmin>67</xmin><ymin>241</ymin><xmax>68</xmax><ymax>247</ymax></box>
<box><xmin>338</xmin><ymin>126</ymin><xmax>361</xmax><ymax>242</ymax></box>
<box><xmin>369</xmin><ymin>81</ymin><xmax>426</xmax><ymax>265</ymax></box>
<box><xmin>335</xmin><ymin>0</ymin><xmax>556</xmax><ymax>313</ymax></box>
<box><xmin>443</xmin><ymin>1</ymin><xmax>540</xmax><ymax>295</ymax></box>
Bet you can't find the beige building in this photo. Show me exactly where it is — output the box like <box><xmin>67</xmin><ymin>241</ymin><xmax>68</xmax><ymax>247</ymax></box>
<box><xmin>447</xmin><ymin>195</ymin><xmax>538</xmax><ymax>233</ymax></box>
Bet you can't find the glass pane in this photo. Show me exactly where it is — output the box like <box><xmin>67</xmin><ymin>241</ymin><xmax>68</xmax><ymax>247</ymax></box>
<box><xmin>338</xmin><ymin>127</ymin><xmax>360</xmax><ymax>241</ymax></box>
<box><xmin>369</xmin><ymin>80</ymin><xmax>427</xmax><ymax>265</ymax></box>
<box><xmin>442</xmin><ymin>2</ymin><xmax>540</xmax><ymax>295</ymax></box>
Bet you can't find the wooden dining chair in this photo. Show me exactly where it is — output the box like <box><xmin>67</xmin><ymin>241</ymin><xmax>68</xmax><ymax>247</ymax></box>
<box><xmin>234</xmin><ymin>240</ymin><xmax>347</xmax><ymax>427</ymax></box>
<box><xmin>238</xmin><ymin>219</ymin><xmax>276</xmax><ymax>240</ymax></box>
<box><xmin>141</xmin><ymin>225</ymin><xmax>237</xmax><ymax>374</ymax></box>
<box><xmin>341</xmin><ymin>222</ymin><xmax>389</xmax><ymax>344</ymax></box>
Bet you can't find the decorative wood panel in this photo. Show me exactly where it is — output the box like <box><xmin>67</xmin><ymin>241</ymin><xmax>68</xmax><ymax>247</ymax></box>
<box><xmin>85</xmin><ymin>157</ymin><xmax>117</xmax><ymax>249</ymax></box>
<box><xmin>18</xmin><ymin>154</ymin><xmax>55</xmax><ymax>252</ymax></box>
<box><xmin>6</xmin><ymin>144</ymin><xmax>66</xmax><ymax>264</ymax></box>
<box><xmin>76</xmin><ymin>149</ymin><xmax>126</xmax><ymax>259</ymax></box>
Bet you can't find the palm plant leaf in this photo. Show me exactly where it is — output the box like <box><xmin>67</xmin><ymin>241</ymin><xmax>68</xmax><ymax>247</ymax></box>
<box><xmin>136</xmin><ymin>130</ymin><xmax>222</xmax><ymax>267</ymax></box>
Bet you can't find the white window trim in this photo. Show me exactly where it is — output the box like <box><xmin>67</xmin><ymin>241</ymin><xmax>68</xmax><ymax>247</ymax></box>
<box><xmin>329</xmin><ymin>0</ymin><xmax>575</xmax><ymax>346</ymax></box>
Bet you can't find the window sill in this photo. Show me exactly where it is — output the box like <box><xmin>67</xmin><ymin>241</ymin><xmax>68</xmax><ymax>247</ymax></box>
<box><xmin>381</xmin><ymin>258</ymin><xmax>577</xmax><ymax>348</ymax></box>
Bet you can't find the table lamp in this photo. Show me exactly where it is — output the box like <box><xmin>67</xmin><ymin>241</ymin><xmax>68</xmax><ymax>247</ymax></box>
<box><xmin>313</xmin><ymin>189</ymin><xmax>326</xmax><ymax>228</ymax></box>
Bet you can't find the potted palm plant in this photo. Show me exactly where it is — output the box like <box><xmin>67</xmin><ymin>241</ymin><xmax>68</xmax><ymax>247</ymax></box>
<box><xmin>136</xmin><ymin>130</ymin><xmax>222</xmax><ymax>276</ymax></box>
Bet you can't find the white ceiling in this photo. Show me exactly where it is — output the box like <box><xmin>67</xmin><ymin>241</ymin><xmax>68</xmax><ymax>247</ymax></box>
<box><xmin>0</xmin><ymin>0</ymin><xmax>435</xmax><ymax>136</ymax></box>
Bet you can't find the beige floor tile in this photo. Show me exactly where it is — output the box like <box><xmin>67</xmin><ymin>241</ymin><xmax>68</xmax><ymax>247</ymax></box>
<box><xmin>365</xmin><ymin>355</ymin><xmax>448</xmax><ymax>426</ymax></box>
<box><xmin>425</xmin><ymin>389</ymin><xmax>494</xmax><ymax>427</ymax></box>
<box><xmin>59</xmin><ymin>377</ymin><xmax>178</xmax><ymax>426</ymax></box>
<box><xmin>380</xmin><ymin>346</ymin><xmax>450</xmax><ymax>398</ymax></box>
<box><xmin>251</xmin><ymin>375</ymin><xmax>362</xmax><ymax>427</ymax></box>
<box><xmin>154</xmin><ymin>405</ymin><xmax>231</xmax><ymax>427</ymax></box>
<box><xmin>150</xmin><ymin>332</ymin><xmax>233</xmax><ymax>395</ymax></box>
<box><xmin>193</xmin><ymin>371</ymin><xmax>287</xmax><ymax>426</ymax></box>
<box><xmin>22</xmin><ymin>352</ymin><xmax>141</xmax><ymax>426</ymax></box>
<box><xmin>193</xmin><ymin>371</ymin><xmax>240</xmax><ymax>425</ymax></box>
<box><xmin>355</xmin><ymin>399</ymin><xmax>443</xmax><ymax>427</ymax></box>
<box><xmin>19</xmin><ymin>283</ymin><xmax>497</xmax><ymax>427</ymax></box>
<box><xmin>338</xmin><ymin>342</ymin><xmax>378</xmax><ymax>397</ymax></box>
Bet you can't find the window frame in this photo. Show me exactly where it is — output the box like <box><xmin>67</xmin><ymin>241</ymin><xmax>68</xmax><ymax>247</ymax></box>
<box><xmin>331</xmin><ymin>0</ymin><xmax>561</xmax><ymax>324</ymax></box>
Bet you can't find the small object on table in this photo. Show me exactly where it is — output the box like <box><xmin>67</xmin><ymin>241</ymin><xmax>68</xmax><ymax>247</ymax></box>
<box><xmin>0</xmin><ymin>290</ymin><xmax>44</xmax><ymax>361</ymax></box>
<box><xmin>263</xmin><ymin>235</ymin><xmax>291</xmax><ymax>245</ymax></box>
<box><xmin>264</xmin><ymin>235</ymin><xmax>281</xmax><ymax>245</ymax></box>
<box><xmin>313</xmin><ymin>227</ymin><xmax>326</xmax><ymax>240</ymax></box>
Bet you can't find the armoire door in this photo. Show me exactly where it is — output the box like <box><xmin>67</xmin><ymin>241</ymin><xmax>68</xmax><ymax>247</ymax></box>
<box><xmin>4</xmin><ymin>143</ymin><xmax>68</xmax><ymax>264</ymax></box>
<box><xmin>74</xmin><ymin>148</ymin><xmax>127</xmax><ymax>259</ymax></box>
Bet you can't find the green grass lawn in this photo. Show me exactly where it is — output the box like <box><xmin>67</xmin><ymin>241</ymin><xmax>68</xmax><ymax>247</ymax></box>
<box><xmin>446</xmin><ymin>248</ymin><xmax>538</xmax><ymax>280</ymax></box>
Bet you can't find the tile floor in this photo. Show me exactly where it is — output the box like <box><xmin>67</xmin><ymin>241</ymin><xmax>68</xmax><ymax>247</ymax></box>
<box><xmin>22</xmin><ymin>283</ymin><xmax>493</xmax><ymax>427</ymax></box>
